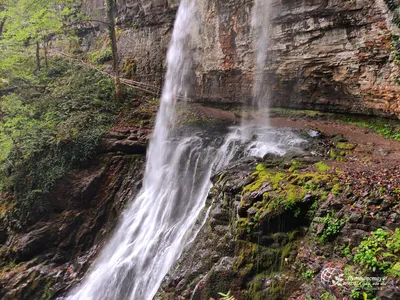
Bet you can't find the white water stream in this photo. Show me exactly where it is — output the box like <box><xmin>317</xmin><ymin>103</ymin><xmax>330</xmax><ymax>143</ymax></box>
<box><xmin>241</xmin><ymin>0</ymin><xmax>272</xmax><ymax>139</ymax></box>
<box><xmin>68</xmin><ymin>0</ymin><xmax>302</xmax><ymax>299</ymax></box>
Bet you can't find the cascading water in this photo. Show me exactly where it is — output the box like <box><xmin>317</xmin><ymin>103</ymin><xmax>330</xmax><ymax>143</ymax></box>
<box><xmin>251</xmin><ymin>0</ymin><xmax>271</xmax><ymax>111</ymax></box>
<box><xmin>68</xmin><ymin>0</ymin><xmax>202</xmax><ymax>299</ymax></box>
<box><xmin>241</xmin><ymin>0</ymin><xmax>272</xmax><ymax>139</ymax></box>
<box><xmin>68</xmin><ymin>1</ymin><xmax>303</xmax><ymax>299</ymax></box>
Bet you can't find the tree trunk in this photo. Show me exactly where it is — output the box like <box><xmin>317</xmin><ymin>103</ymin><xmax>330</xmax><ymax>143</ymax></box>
<box><xmin>36</xmin><ymin>42</ymin><xmax>41</xmax><ymax>71</ymax></box>
<box><xmin>0</xmin><ymin>18</ymin><xmax>6</xmax><ymax>38</ymax></box>
<box><xmin>44</xmin><ymin>41</ymin><xmax>48</xmax><ymax>69</ymax></box>
<box><xmin>106</xmin><ymin>0</ymin><xmax>123</xmax><ymax>101</ymax></box>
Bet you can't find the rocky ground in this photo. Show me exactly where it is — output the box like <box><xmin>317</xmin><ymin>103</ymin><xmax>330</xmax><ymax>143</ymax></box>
<box><xmin>158</xmin><ymin>106</ymin><xmax>400</xmax><ymax>300</ymax></box>
<box><xmin>0</xmin><ymin>99</ymin><xmax>399</xmax><ymax>299</ymax></box>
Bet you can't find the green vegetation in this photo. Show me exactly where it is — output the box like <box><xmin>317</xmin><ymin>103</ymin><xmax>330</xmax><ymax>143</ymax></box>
<box><xmin>90</xmin><ymin>47</ymin><xmax>113</xmax><ymax>65</ymax></box>
<box><xmin>0</xmin><ymin>0</ymin><xmax>80</xmax><ymax>75</ymax></box>
<box><xmin>354</xmin><ymin>228</ymin><xmax>400</xmax><ymax>276</ymax></box>
<box><xmin>320</xmin><ymin>291</ymin><xmax>336</xmax><ymax>300</ymax></box>
<box><xmin>314</xmin><ymin>211</ymin><xmax>347</xmax><ymax>242</ymax></box>
<box><xmin>0</xmin><ymin>0</ymin><xmax>130</xmax><ymax>227</ymax></box>
<box><xmin>239</xmin><ymin>160</ymin><xmax>338</xmax><ymax>234</ymax></box>
<box><xmin>315</xmin><ymin>161</ymin><xmax>331</xmax><ymax>172</ymax></box>
<box><xmin>218</xmin><ymin>291</ymin><xmax>236</xmax><ymax>300</ymax></box>
<box><xmin>338</xmin><ymin>116</ymin><xmax>400</xmax><ymax>142</ymax></box>
<box><xmin>384</xmin><ymin>0</ymin><xmax>400</xmax><ymax>28</ymax></box>
<box><xmin>303</xmin><ymin>269</ymin><xmax>314</xmax><ymax>279</ymax></box>
<box><xmin>392</xmin><ymin>35</ymin><xmax>400</xmax><ymax>65</ymax></box>
<box><xmin>0</xmin><ymin>58</ymin><xmax>119</xmax><ymax>227</ymax></box>
<box><xmin>270</xmin><ymin>108</ymin><xmax>400</xmax><ymax>142</ymax></box>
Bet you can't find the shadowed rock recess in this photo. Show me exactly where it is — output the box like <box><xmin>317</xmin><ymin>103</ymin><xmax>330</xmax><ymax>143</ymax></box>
<box><xmin>85</xmin><ymin>0</ymin><xmax>400</xmax><ymax>118</ymax></box>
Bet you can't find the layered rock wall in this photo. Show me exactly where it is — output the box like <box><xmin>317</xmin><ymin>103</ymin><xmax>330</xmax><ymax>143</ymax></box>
<box><xmin>85</xmin><ymin>0</ymin><xmax>400</xmax><ymax>118</ymax></box>
<box><xmin>0</xmin><ymin>132</ymin><xmax>146</xmax><ymax>299</ymax></box>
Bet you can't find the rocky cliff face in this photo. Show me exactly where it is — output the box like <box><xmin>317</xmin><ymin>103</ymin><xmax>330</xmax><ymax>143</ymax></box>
<box><xmin>85</xmin><ymin>0</ymin><xmax>400</xmax><ymax>118</ymax></box>
<box><xmin>0</xmin><ymin>130</ymin><xmax>147</xmax><ymax>299</ymax></box>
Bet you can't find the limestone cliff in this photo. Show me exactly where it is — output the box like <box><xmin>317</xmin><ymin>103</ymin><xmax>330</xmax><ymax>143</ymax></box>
<box><xmin>85</xmin><ymin>0</ymin><xmax>400</xmax><ymax>118</ymax></box>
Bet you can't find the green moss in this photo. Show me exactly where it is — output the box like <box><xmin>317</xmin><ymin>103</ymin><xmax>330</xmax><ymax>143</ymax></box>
<box><xmin>335</xmin><ymin>142</ymin><xmax>357</xmax><ymax>150</ymax></box>
<box><xmin>241</xmin><ymin>164</ymin><xmax>337</xmax><ymax>230</ymax></box>
<box><xmin>256</xmin><ymin>163</ymin><xmax>265</xmax><ymax>171</ymax></box>
<box><xmin>315</xmin><ymin>161</ymin><xmax>331</xmax><ymax>172</ymax></box>
<box><xmin>331</xmin><ymin>184</ymin><xmax>342</xmax><ymax>195</ymax></box>
<box><xmin>235</xmin><ymin>240</ymin><xmax>283</xmax><ymax>277</ymax></box>
<box><xmin>289</xmin><ymin>159</ymin><xmax>303</xmax><ymax>172</ymax></box>
<box><xmin>329</xmin><ymin>149</ymin><xmax>337</xmax><ymax>159</ymax></box>
<box><xmin>248</xmin><ymin>278</ymin><xmax>264</xmax><ymax>300</ymax></box>
<box><xmin>289</xmin><ymin>173</ymin><xmax>331</xmax><ymax>188</ymax></box>
<box><xmin>329</xmin><ymin>148</ymin><xmax>346</xmax><ymax>161</ymax></box>
<box><xmin>41</xmin><ymin>281</ymin><xmax>53</xmax><ymax>300</ymax></box>
<box><xmin>242</xmin><ymin>170</ymin><xmax>286</xmax><ymax>193</ymax></box>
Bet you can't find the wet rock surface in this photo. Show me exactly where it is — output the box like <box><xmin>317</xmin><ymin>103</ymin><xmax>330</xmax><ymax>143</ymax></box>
<box><xmin>158</xmin><ymin>126</ymin><xmax>400</xmax><ymax>299</ymax></box>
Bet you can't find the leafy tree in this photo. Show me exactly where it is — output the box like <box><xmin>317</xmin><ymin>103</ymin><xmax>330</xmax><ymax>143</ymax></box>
<box><xmin>0</xmin><ymin>0</ymin><xmax>78</xmax><ymax>74</ymax></box>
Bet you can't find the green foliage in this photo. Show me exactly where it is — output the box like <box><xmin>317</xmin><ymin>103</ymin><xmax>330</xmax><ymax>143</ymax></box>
<box><xmin>320</xmin><ymin>291</ymin><xmax>336</xmax><ymax>300</ymax></box>
<box><xmin>303</xmin><ymin>269</ymin><xmax>314</xmax><ymax>279</ymax></box>
<box><xmin>338</xmin><ymin>116</ymin><xmax>400</xmax><ymax>142</ymax></box>
<box><xmin>218</xmin><ymin>290</ymin><xmax>236</xmax><ymax>300</ymax></box>
<box><xmin>342</xmin><ymin>245</ymin><xmax>352</xmax><ymax>258</ymax></box>
<box><xmin>354</xmin><ymin>228</ymin><xmax>400</xmax><ymax>275</ymax></box>
<box><xmin>271</xmin><ymin>108</ymin><xmax>400</xmax><ymax>142</ymax></box>
<box><xmin>90</xmin><ymin>47</ymin><xmax>113</xmax><ymax>65</ymax></box>
<box><xmin>0</xmin><ymin>58</ymin><xmax>117</xmax><ymax>227</ymax></box>
<box><xmin>315</xmin><ymin>211</ymin><xmax>347</xmax><ymax>242</ymax></box>
<box><xmin>0</xmin><ymin>0</ymin><xmax>80</xmax><ymax>76</ymax></box>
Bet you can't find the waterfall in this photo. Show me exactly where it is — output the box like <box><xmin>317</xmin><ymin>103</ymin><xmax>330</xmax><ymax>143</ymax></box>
<box><xmin>67</xmin><ymin>1</ymin><xmax>300</xmax><ymax>299</ymax></box>
<box><xmin>251</xmin><ymin>0</ymin><xmax>271</xmax><ymax>111</ymax></box>
<box><xmin>68</xmin><ymin>0</ymin><xmax>203</xmax><ymax>299</ymax></box>
<box><xmin>241</xmin><ymin>0</ymin><xmax>272</xmax><ymax>139</ymax></box>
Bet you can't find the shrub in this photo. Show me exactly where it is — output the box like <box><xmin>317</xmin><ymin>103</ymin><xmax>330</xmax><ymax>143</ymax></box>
<box><xmin>354</xmin><ymin>228</ymin><xmax>400</xmax><ymax>275</ymax></box>
<box><xmin>0</xmin><ymin>58</ymin><xmax>119</xmax><ymax>227</ymax></box>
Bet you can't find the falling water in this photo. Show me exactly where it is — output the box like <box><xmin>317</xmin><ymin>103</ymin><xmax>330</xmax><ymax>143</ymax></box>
<box><xmin>68</xmin><ymin>0</ymin><xmax>302</xmax><ymax>299</ymax></box>
<box><xmin>68</xmin><ymin>0</ymin><xmax>202</xmax><ymax>299</ymax></box>
<box><xmin>241</xmin><ymin>0</ymin><xmax>272</xmax><ymax>139</ymax></box>
<box><xmin>251</xmin><ymin>0</ymin><xmax>271</xmax><ymax>110</ymax></box>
